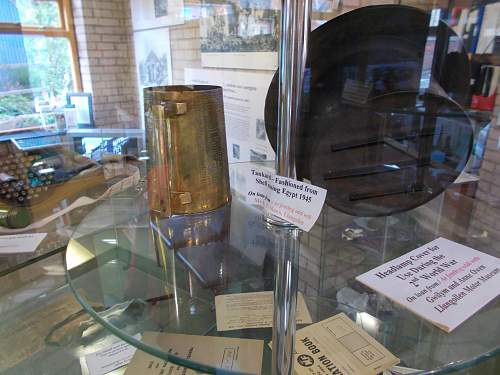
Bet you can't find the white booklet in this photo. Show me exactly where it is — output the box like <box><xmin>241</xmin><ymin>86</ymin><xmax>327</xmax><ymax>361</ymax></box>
<box><xmin>356</xmin><ymin>237</ymin><xmax>500</xmax><ymax>332</ymax></box>
<box><xmin>294</xmin><ymin>313</ymin><xmax>399</xmax><ymax>375</ymax></box>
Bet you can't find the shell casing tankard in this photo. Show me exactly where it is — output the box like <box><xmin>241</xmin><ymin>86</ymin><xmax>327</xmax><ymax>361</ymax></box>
<box><xmin>144</xmin><ymin>85</ymin><xmax>231</xmax><ymax>218</ymax></box>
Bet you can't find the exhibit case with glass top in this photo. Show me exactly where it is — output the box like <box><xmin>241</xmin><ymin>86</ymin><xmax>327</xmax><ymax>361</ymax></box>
<box><xmin>0</xmin><ymin>0</ymin><xmax>500</xmax><ymax>374</ymax></box>
<box><xmin>64</xmin><ymin>162</ymin><xmax>500</xmax><ymax>374</ymax></box>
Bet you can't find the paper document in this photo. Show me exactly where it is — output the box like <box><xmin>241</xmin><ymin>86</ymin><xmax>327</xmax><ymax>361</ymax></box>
<box><xmin>294</xmin><ymin>313</ymin><xmax>399</xmax><ymax>375</ymax></box>
<box><xmin>185</xmin><ymin>68</ymin><xmax>275</xmax><ymax>163</ymax></box>
<box><xmin>215</xmin><ymin>291</ymin><xmax>313</xmax><ymax>331</ymax></box>
<box><xmin>356</xmin><ymin>237</ymin><xmax>500</xmax><ymax>332</ymax></box>
<box><xmin>0</xmin><ymin>233</ymin><xmax>47</xmax><ymax>254</ymax></box>
<box><xmin>124</xmin><ymin>332</ymin><xmax>263</xmax><ymax>375</ymax></box>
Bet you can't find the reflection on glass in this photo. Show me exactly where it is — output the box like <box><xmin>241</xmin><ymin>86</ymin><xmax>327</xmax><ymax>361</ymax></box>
<box><xmin>153</xmin><ymin>203</ymin><xmax>231</xmax><ymax>292</ymax></box>
<box><xmin>266</xmin><ymin>5</ymin><xmax>474</xmax><ymax>216</ymax></box>
<box><xmin>1</xmin><ymin>0</ymin><xmax>499</xmax><ymax>374</ymax></box>
<box><xmin>314</xmin><ymin>93</ymin><xmax>473</xmax><ymax>216</ymax></box>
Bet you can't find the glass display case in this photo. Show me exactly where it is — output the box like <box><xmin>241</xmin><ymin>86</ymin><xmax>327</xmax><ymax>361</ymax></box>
<box><xmin>0</xmin><ymin>0</ymin><xmax>499</xmax><ymax>374</ymax></box>
<box><xmin>63</xmin><ymin>162</ymin><xmax>500</xmax><ymax>374</ymax></box>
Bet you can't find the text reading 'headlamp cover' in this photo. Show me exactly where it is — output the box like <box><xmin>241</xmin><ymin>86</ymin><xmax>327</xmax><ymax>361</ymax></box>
<box><xmin>265</xmin><ymin>5</ymin><xmax>473</xmax><ymax>217</ymax></box>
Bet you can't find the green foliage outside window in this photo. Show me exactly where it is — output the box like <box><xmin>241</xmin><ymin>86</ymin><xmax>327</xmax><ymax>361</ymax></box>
<box><xmin>15</xmin><ymin>0</ymin><xmax>61</xmax><ymax>27</ymax></box>
<box><xmin>0</xmin><ymin>0</ymin><xmax>73</xmax><ymax>129</ymax></box>
<box><xmin>24</xmin><ymin>36</ymin><xmax>73</xmax><ymax>98</ymax></box>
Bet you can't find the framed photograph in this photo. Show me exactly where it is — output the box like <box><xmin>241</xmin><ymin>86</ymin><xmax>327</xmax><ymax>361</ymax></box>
<box><xmin>232</xmin><ymin>143</ymin><xmax>240</xmax><ymax>160</ymax></box>
<box><xmin>200</xmin><ymin>0</ymin><xmax>280</xmax><ymax>70</ymax></box>
<box><xmin>66</xmin><ymin>93</ymin><xmax>94</xmax><ymax>127</ymax></box>
<box><xmin>134</xmin><ymin>28</ymin><xmax>173</xmax><ymax>128</ymax></box>
<box><xmin>134</xmin><ymin>28</ymin><xmax>172</xmax><ymax>89</ymax></box>
<box><xmin>130</xmin><ymin>0</ymin><xmax>184</xmax><ymax>31</ymax></box>
<box><xmin>250</xmin><ymin>149</ymin><xmax>267</xmax><ymax>162</ymax></box>
<box><xmin>255</xmin><ymin>118</ymin><xmax>266</xmax><ymax>140</ymax></box>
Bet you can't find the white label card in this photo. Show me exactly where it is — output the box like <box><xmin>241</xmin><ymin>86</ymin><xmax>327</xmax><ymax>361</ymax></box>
<box><xmin>215</xmin><ymin>291</ymin><xmax>313</xmax><ymax>331</ymax></box>
<box><xmin>85</xmin><ymin>336</ymin><xmax>139</xmax><ymax>375</ymax></box>
<box><xmin>356</xmin><ymin>237</ymin><xmax>500</xmax><ymax>332</ymax></box>
<box><xmin>0</xmin><ymin>233</ymin><xmax>47</xmax><ymax>254</ymax></box>
<box><xmin>245</xmin><ymin>168</ymin><xmax>327</xmax><ymax>231</ymax></box>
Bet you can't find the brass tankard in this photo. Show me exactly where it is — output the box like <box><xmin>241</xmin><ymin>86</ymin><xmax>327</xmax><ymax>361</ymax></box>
<box><xmin>144</xmin><ymin>85</ymin><xmax>231</xmax><ymax>218</ymax></box>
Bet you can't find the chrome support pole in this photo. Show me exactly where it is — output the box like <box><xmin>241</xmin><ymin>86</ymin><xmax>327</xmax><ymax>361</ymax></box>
<box><xmin>271</xmin><ymin>0</ymin><xmax>311</xmax><ymax>374</ymax></box>
<box><xmin>275</xmin><ymin>0</ymin><xmax>311</xmax><ymax>179</ymax></box>
<box><xmin>272</xmin><ymin>226</ymin><xmax>301</xmax><ymax>375</ymax></box>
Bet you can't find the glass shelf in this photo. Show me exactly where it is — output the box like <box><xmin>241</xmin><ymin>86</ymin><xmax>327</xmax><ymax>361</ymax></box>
<box><xmin>65</xmin><ymin>163</ymin><xmax>500</xmax><ymax>375</ymax></box>
<box><xmin>0</xmin><ymin>128</ymin><xmax>146</xmax><ymax>277</ymax></box>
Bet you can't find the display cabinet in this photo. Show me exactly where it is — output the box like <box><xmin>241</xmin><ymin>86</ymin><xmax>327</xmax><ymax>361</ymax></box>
<box><xmin>61</xmin><ymin>162</ymin><xmax>500</xmax><ymax>374</ymax></box>
<box><xmin>0</xmin><ymin>0</ymin><xmax>499</xmax><ymax>374</ymax></box>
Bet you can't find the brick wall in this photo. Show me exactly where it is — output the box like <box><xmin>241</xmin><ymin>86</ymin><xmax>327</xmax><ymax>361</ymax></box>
<box><xmin>169</xmin><ymin>20</ymin><xmax>202</xmax><ymax>84</ymax></box>
<box><xmin>72</xmin><ymin>0</ymin><xmax>140</xmax><ymax>129</ymax></box>
<box><xmin>69</xmin><ymin>0</ymin><xmax>449</xmax><ymax>128</ymax></box>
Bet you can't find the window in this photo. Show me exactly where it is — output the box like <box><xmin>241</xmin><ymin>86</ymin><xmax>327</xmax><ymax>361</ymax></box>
<box><xmin>0</xmin><ymin>0</ymin><xmax>80</xmax><ymax>131</ymax></box>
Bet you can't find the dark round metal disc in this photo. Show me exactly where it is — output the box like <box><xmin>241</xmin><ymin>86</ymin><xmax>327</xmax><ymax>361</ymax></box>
<box><xmin>265</xmin><ymin>5</ymin><xmax>473</xmax><ymax>217</ymax></box>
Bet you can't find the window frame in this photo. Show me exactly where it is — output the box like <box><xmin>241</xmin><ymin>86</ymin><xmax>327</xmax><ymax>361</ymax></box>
<box><xmin>0</xmin><ymin>0</ymin><xmax>82</xmax><ymax>91</ymax></box>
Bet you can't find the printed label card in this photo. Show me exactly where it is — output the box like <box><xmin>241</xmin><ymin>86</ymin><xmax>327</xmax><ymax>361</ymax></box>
<box><xmin>0</xmin><ymin>233</ymin><xmax>47</xmax><ymax>254</ymax></box>
<box><xmin>245</xmin><ymin>168</ymin><xmax>327</xmax><ymax>231</ymax></box>
<box><xmin>215</xmin><ymin>291</ymin><xmax>312</xmax><ymax>331</ymax></box>
<box><xmin>85</xmin><ymin>336</ymin><xmax>139</xmax><ymax>375</ymax></box>
<box><xmin>356</xmin><ymin>237</ymin><xmax>500</xmax><ymax>332</ymax></box>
